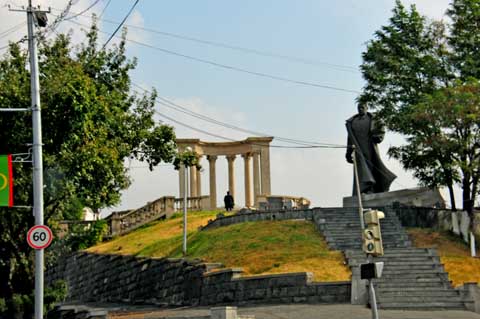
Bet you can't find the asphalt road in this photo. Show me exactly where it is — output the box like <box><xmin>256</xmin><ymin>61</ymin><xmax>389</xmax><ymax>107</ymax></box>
<box><xmin>106</xmin><ymin>304</ymin><xmax>480</xmax><ymax>319</ymax></box>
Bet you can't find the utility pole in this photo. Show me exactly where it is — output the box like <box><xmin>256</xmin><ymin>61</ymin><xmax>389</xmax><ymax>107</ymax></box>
<box><xmin>9</xmin><ymin>1</ymin><xmax>49</xmax><ymax>318</ymax></box>
<box><xmin>29</xmin><ymin>1</ymin><xmax>45</xmax><ymax>316</ymax></box>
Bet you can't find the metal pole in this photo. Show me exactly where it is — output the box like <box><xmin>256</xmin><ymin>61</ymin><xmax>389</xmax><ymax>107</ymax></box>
<box><xmin>182</xmin><ymin>164</ymin><xmax>188</xmax><ymax>256</ymax></box>
<box><xmin>27</xmin><ymin>1</ymin><xmax>45</xmax><ymax>318</ymax></box>
<box><xmin>369</xmin><ymin>279</ymin><xmax>379</xmax><ymax>319</ymax></box>
<box><xmin>352</xmin><ymin>146</ymin><xmax>365</xmax><ymax>230</ymax></box>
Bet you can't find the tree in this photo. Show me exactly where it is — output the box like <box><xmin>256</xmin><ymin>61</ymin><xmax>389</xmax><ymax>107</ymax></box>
<box><xmin>389</xmin><ymin>80</ymin><xmax>480</xmax><ymax>211</ymax></box>
<box><xmin>359</xmin><ymin>0</ymin><xmax>453</xmax><ymax>130</ymax></box>
<box><xmin>0</xmin><ymin>21</ymin><xmax>176</xmax><ymax>314</ymax></box>
<box><xmin>359</xmin><ymin>0</ymin><xmax>480</xmax><ymax>214</ymax></box>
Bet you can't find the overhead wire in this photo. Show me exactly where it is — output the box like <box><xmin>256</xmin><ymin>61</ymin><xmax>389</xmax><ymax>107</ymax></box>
<box><xmin>152</xmin><ymin>109</ymin><xmax>345</xmax><ymax>149</ymax></box>
<box><xmin>47</xmin><ymin>13</ymin><xmax>350</xmax><ymax>149</ymax></box>
<box><xmin>99</xmin><ymin>0</ymin><xmax>139</xmax><ymax>51</ymax></box>
<box><xmin>98</xmin><ymin>0</ymin><xmax>112</xmax><ymax>18</ymax></box>
<box><xmin>61</xmin><ymin>17</ymin><xmax>360</xmax><ymax>94</ymax></box>
<box><xmin>0</xmin><ymin>22</ymin><xmax>25</xmax><ymax>39</ymax></box>
<box><xmin>64</xmin><ymin>0</ymin><xmax>102</xmax><ymax>21</ymax></box>
<box><xmin>123</xmin><ymin>38</ymin><xmax>361</xmax><ymax>94</ymax></box>
<box><xmin>50</xmin><ymin>6</ymin><xmax>358</xmax><ymax>74</ymax></box>
<box><xmin>132</xmin><ymin>82</ymin><xmax>345</xmax><ymax>148</ymax></box>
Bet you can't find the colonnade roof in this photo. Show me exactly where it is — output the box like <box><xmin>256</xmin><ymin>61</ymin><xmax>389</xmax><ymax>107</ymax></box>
<box><xmin>176</xmin><ymin>137</ymin><xmax>273</xmax><ymax>156</ymax></box>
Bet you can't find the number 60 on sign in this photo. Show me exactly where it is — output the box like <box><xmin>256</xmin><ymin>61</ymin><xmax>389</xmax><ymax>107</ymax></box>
<box><xmin>27</xmin><ymin>225</ymin><xmax>53</xmax><ymax>249</ymax></box>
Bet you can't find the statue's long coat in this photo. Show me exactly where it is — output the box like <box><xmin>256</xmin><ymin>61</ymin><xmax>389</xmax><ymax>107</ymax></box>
<box><xmin>346</xmin><ymin>112</ymin><xmax>396</xmax><ymax>195</ymax></box>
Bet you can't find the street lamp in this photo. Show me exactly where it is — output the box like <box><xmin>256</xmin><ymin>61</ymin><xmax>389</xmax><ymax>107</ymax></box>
<box><xmin>182</xmin><ymin>146</ymin><xmax>192</xmax><ymax>256</ymax></box>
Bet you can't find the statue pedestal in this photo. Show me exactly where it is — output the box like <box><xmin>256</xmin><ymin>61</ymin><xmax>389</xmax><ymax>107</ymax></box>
<box><xmin>343</xmin><ymin>187</ymin><xmax>446</xmax><ymax>208</ymax></box>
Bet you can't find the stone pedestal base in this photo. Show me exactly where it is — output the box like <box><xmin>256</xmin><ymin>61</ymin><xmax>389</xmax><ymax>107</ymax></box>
<box><xmin>343</xmin><ymin>187</ymin><xmax>445</xmax><ymax>208</ymax></box>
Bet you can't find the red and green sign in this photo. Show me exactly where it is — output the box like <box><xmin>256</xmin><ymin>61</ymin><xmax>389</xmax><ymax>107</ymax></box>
<box><xmin>0</xmin><ymin>155</ymin><xmax>13</xmax><ymax>207</ymax></box>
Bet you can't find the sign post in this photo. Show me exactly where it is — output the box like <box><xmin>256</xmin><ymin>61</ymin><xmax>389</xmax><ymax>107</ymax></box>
<box><xmin>27</xmin><ymin>225</ymin><xmax>53</xmax><ymax>250</ymax></box>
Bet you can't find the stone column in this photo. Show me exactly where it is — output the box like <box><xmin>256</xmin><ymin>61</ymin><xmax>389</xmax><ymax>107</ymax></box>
<box><xmin>226</xmin><ymin>155</ymin><xmax>236</xmax><ymax>199</ymax></box>
<box><xmin>260</xmin><ymin>146</ymin><xmax>271</xmax><ymax>196</ymax></box>
<box><xmin>190</xmin><ymin>165</ymin><xmax>197</xmax><ymax>197</ymax></box>
<box><xmin>207</xmin><ymin>155</ymin><xmax>217</xmax><ymax>209</ymax></box>
<box><xmin>253</xmin><ymin>152</ymin><xmax>261</xmax><ymax>206</ymax></box>
<box><xmin>196</xmin><ymin>163</ymin><xmax>202</xmax><ymax>197</ymax></box>
<box><xmin>179</xmin><ymin>164</ymin><xmax>185</xmax><ymax>199</ymax></box>
<box><xmin>243</xmin><ymin>153</ymin><xmax>252</xmax><ymax>208</ymax></box>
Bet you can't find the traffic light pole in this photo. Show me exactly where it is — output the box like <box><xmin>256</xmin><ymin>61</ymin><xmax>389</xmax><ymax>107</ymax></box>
<box><xmin>352</xmin><ymin>147</ymin><xmax>365</xmax><ymax>230</ymax></box>
<box><xmin>352</xmin><ymin>147</ymin><xmax>379</xmax><ymax>319</ymax></box>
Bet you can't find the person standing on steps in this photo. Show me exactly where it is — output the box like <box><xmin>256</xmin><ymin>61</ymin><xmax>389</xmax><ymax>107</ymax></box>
<box><xmin>224</xmin><ymin>191</ymin><xmax>234</xmax><ymax>211</ymax></box>
<box><xmin>345</xmin><ymin>102</ymin><xmax>396</xmax><ymax>195</ymax></box>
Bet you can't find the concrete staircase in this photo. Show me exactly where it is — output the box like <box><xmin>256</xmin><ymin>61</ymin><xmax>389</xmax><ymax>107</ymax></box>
<box><xmin>313</xmin><ymin>207</ymin><xmax>469</xmax><ymax>310</ymax></box>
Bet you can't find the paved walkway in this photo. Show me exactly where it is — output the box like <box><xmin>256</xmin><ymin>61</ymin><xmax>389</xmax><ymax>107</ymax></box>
<box><xmin>105</xmin><ymin>304</ymin><xmax>480</xmax><ymax>319</ymax></box>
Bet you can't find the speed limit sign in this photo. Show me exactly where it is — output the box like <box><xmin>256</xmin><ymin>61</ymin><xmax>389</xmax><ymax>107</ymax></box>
<box><xmin>27</xmin><ymin>225</ymin><xmax>53</xmax><ymax>249</ymax></box>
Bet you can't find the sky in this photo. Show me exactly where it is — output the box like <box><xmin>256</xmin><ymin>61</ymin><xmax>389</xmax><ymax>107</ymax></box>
<box><xmin>0</xmin><ymin>0</ymin><xmax>454</xmax><ymax>214</ymax></box>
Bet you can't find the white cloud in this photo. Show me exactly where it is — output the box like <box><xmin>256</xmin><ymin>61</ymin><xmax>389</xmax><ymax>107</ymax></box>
<box><xmin>125</xmin><ymin>9</ymin><xmax>147</xmax><ymax>44</ymax></box>
<box><xmin>402</xmin><ymin>0</ymin><xmax>451</xmax><ymax>20</ymax></box>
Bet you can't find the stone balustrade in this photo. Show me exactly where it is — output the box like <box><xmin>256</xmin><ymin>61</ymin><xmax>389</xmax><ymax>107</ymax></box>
<box><xmin>174</xmin><ymin>195</ymin><xmax>211</xmax><ymax>212</ymax></box>
<box><xmin>107</xmin><ymin>196</ymin><xmax>176</xmax><ymax>237</ymax></box>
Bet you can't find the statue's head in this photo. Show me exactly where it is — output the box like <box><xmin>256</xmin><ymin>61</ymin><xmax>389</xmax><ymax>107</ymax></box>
<box><xmin>357</xmin><ymin>102</ymin><xmax>368</xmax><ymax>116</ymax></box>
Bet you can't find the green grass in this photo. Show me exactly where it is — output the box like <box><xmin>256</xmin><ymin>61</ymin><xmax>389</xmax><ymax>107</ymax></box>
<box><xmin>87</xmin><ymin>210</ymin><xmax>221</xmax><ymax>255</ymax></box>
<box><xmin>88</xmin><ymin>212</ymin><xmax>350</xmax><ymax>282</ymax></box>
<box><xmin>408</xmin><ymin>228</ymin><xmax>480</xmax><ymax>287</ymax></box>
<box><xmin>165</xmin><ymin>221</ymin><xmax>349</xmax><ymax>281</ymax></box>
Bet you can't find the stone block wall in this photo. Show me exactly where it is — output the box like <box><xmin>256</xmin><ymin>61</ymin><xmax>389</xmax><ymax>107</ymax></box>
<box><xmin>47</xmin><ymin>253</ymin><xmax>207</xmax><ymax>306</ymax></box>
<box><xmin>201</xmin><ymin>269</ymin><xmax>349</xmax><ymax>306</ymax></box>
<box><xmin>202</xmin><ymin>209</ymin><xmax>313</xmax><ymax>230</ymax></box>
<box><xmin>386</xmin><ymin>206</ymin><xmax>453</xmax><ymax>230</ymax></box>
<box><xmin>46</xmin><ymin>252</ymin><xmax>350</xmax><ymax>307</ymax></box>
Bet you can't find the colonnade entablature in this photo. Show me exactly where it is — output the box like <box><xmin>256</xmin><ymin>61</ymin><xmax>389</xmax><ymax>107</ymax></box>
<box><xmin>176</xmin><ymin>137</ymin><xmax>273</xmax><ymax>209</ymax></box>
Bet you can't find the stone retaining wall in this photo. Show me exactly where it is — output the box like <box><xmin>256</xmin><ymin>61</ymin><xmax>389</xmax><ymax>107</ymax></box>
<box><xmin>201</xmin><ymin>209</ymin><xmax>313</xmax><ymax>230</ymax></box>
<box><xmin>47</xmin><ymin>252</ymin><xmax>350</xmax><ymax>307</ymax></box>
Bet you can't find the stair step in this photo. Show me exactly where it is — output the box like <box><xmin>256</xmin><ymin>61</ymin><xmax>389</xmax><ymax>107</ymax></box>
<box><xmin>378</xmin><ymin>287</ymin><xmax>455</xmax><ymax>292</ymax></box>
<box><xmin>377</xmin><ymin>302</ymin><xmax>466</xmax><ymax>310</ymax></box>
<box><xmin>378</xmin><ymin>290</ymin><xmax>460</xmax><ymax>297</ymax></box>
<box><xmin>346</xmin><ymin>248</ymin><xmax>431</xmax><ymax>255</ymax></box>
<box><xmin>375</xmin><ymin>281</ymin><xmax>448</xmax><ymax>288</ymax></box>
<box><xmin>381</xmin><ymin>269</ymin><xmax>446</xmax><ymax>275</ymax></box>
<box><xmin>377</xmin><ymin>274</ymin><xmax>448</xmax><ymax>281</ymax></box>
<box><xmin>378</xmin><ymin>295</ymin><xmax>463</xmax><ymax>303</ymax></box>
<box><xmin>348</xmin><ymin>259</ymin><xmax>440</xmax><ymax>266</ymax></box>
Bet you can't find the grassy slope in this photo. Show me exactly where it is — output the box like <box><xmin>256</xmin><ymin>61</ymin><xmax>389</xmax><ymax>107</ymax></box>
<box><xmin>87</xmin><ymin>211</ymin><xmax>221</xmax><ymax>255</ymax></box>
<box><xmin>408</xmin><ymin>228</ymin><xmax>480</xmax><ymax>287</ymax></box>
<box><xmin>88</xmin><ymin>212</ymin><xmax>350</xmax><ymax>282</ymax></box>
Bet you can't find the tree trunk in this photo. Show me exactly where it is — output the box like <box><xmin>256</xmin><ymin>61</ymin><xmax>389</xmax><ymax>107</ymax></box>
<box><xmin>462</xmin><ymin>173</ymin><xmax>473</xmax><ymax>214</ymax></box>
<box><xmin>469</xmin><ymin>173</ymin><xmax>479</xmax><ymax>231</ymax></box>
<box><xmin>447</xmin><ymin>182</ymin><xmax>456</xmax><ymax>211</ymax></box>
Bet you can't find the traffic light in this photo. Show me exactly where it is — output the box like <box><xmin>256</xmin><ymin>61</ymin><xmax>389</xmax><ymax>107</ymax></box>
<box><xmin>362</xmin><ymin>210</ymin><xmax>385</xmax><ymax>256</ymax></box>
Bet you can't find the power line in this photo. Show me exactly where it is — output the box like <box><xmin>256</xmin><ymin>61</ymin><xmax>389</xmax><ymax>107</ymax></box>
<box><xmin>132</xmin><ymin>82</ymin><xmax>345</xmax><ymax>147</ymax></box>
<box><xmin>0</xmin><ymin>22</ymin><xmax>24</xmax><ymax>39</ymax></box>
<box><xmin>50</xmin><ymin>6</ymin><xmax>359</xmax><ymax>73</ymax></box>
<box><xmin>153</xmin><ymin>108</ymin><xmax>345</xmax><ymax>149</ymax></box>
<box><xmin>45</xmin><ymin>13</ymin><xmax>349</xmax><ymax>149</ymax></box>
<box><xmin>64</xmin><ymin>0</ymin><xmax>102</xmax><ymax>21</ymax></box>
<box><xmin>61</xmin><ymin>17</ymin><xmax>360</xmax><ymax>94</ymax></box>
<box><xmin>99</xmin><ymin>0</ymin><xmax>112</xmax><ymax>18</ymax></box>
<box><xmin>99</xmin><ymin>0</ymin><xmax>139</xmax><ymax>51</ymax></box>
<box><xmin>122</xmin><ymin>38</ymin><xmax>361</xmax><ymax>93</ymax></box>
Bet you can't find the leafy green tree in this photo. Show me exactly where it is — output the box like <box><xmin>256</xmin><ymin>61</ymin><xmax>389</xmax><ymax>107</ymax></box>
<box><xmin>448</xmin><ymin>0</ymin><xmax>480</xmax><ymax>79</ymax></box>
<box><xmin>0</xmin><ymin>21</ymin><xmax>176</xmax><ymax>312</ymax></box>
<box><xmin>359</xmin><ymin>0</ymin><xmax>480</xmax><ymax>213</ymax></box>
<box><xmin>359</xmin><ymin>1</ymin><xmax>453</xmax><ymax>130</ymax></box>
<box><xmin>389</xmin><ymin>80</ymin><xmax>480</xmax><ymax>211</ymax></box>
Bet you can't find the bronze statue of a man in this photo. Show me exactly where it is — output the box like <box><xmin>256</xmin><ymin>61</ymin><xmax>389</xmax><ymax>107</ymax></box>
<box><xmin>345</xmin><ymin>103</ymin><xmax>396</xmax><ymax>195</ymax></box>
